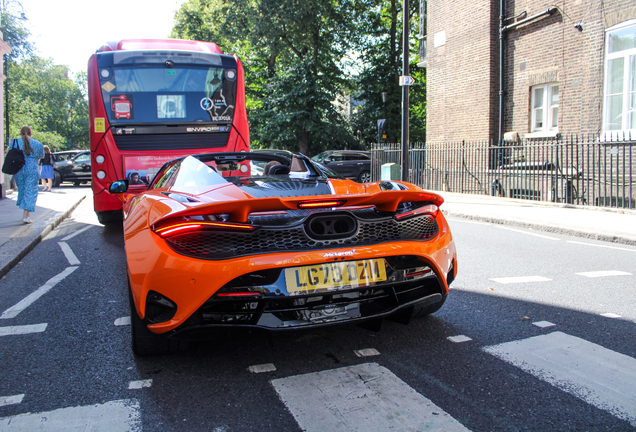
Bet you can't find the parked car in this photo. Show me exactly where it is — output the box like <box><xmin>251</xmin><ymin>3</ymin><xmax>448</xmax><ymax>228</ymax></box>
<box><xmin>252</xmin><ymin>149</ymin><xmax>344</xmax><ymax>179</ymax></box>
<box><xmin>311</xmin><ymin>150</ymin><xmax>372</xmax><ymax>182</ymax></box>
<box><xmin>109</xmin><ymin>151</ymin><xmax>457</xmax><ymax>356</ymax></box>
<box><xmin>53</xmin><ymin>150</ymin><xmax>91</xmax><ymax>187</ymax></box>
<box><xmin>51</xmin><ymin>150</ymin><xmax>83</xmax><ymax>163</ymax></box>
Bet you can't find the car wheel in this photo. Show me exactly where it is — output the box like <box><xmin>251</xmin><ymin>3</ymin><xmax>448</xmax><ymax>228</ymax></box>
<box><xmin>411</xmin><ymin>294</ymin><xmax>447</xmax><ymax>318</ymax></box>
<box><xmin>358</xmin><ymin>171</ymin><xmax>371</xmax><ymax>183</ymax></box>
<box><xmin>96</xmin><ymin>210</ymin><xmax>123</xmax><ymax>225</ymax></box>
<box><xmin>53</xmin><ymin>171</ymin><xmax>62</xmax><ymax>187</ymax></box>
<box><xmin>129</xmin><ymin>279</ymin><xmax>185</xmax><ymax>356</ymax></box>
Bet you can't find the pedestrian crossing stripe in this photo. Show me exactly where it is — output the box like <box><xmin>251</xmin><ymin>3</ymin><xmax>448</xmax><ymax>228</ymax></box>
<box><xmin>484</xmin><ymin>331</ymin><xmax>636</xmax><ymax>426</ymax></box>
<box><xmin>271</xmin><ymin>362</ymin><xmax>471</xmax><ymax>432</ymax></box>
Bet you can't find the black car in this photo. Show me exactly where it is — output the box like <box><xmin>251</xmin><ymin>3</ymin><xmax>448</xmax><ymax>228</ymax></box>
<box><xmin>311</xmin><ymin>150</ymin><xmax>372</xmax><ymax>182</ymax></box>
<box><xmin>51</xmin><ymin>150</ymin><xmax>83</xmax><ymax>163</ymax></box>
<box><xmin>53</xmin><ymin>150</ymin><xmax>91</xmax><ymax>187</ymax></box>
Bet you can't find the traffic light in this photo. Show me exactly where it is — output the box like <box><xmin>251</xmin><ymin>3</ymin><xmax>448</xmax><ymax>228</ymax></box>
<box><xmin>377</xmin><ymin>119</ymin><xmax>387</xmax><ymax>143</ymax></box>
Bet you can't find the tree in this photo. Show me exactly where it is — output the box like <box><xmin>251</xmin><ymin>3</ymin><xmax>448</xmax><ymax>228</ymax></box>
<box><xmin>2</xmin><ymin>11</ymin><xmax>88</xmax><ymax>150</ymax></box>
<box><xmin>10</xmin><ymin>58</ymin><xmax>89</xmax><ymax>150</ymax></box>
<box><xmin>173</xmin><ymin>0</ymin><xmax>361</xmax><ymax>155</ymax></box>
<box><xmin>350</xmin><ymin>0</ymin><xmax>426</xmax><ymax>145</ymax></box>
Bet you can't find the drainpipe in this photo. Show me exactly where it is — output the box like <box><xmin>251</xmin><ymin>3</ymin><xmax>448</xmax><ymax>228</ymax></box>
<box><xmin>498</xmin><ymin>6</ymin><xmax>558</xmax><ymax>142</ymax></box>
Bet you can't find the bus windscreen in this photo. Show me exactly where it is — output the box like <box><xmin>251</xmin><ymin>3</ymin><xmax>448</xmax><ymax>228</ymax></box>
<box><xmin>99</xmin><ymin>66</ymin><xmax>237</xmax><ymax>124</ymax></box>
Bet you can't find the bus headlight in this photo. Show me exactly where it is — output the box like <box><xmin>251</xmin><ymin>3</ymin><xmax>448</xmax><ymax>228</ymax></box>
<box><xmin>96</xmin><ymin>171</ymin><xmax>106</xmax><ymax>180</ymax></box>
<box><xmin>96</xmin><ymin>155</ymin><xmax>105</xmax><ymax>164</ymax></box>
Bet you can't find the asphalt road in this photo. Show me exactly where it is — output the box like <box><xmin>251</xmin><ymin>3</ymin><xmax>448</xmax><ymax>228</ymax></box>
<box><xmin>1</xmin><ymin>197</ymin><xmax>635</xmax><ymax>431</ymax></box>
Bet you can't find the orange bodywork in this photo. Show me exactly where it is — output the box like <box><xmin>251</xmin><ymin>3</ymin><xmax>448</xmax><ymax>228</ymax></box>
<box><xmin>122</xmin><ymin>176</ymin><xmax>457</xmax><ymax>335</ymax></box>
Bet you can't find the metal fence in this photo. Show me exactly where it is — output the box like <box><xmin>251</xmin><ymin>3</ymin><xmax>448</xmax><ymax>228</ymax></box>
<box><xmin>371</xmin><ymin>135</ymin><xmax>636</xmax><ymax>210</ymax></box>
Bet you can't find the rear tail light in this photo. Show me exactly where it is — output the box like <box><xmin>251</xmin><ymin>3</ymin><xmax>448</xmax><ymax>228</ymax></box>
<box><xmin>394</xmin><ymin>204</ymin><xmax>439</xmax><ymax>221</ymax></box>
<box><xmin>298</xmin><ymin>199</ymin><xmax>346</xmax><ymax>209</ymax></box>
<box><xmin>153</xmin><ymin>220</ymin><xmax>258</xmax><ymax>238</ymax></box>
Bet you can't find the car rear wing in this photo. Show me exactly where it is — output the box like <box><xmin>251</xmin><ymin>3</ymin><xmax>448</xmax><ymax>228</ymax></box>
<box><xmin>151</xmin><ymin>190</ymin><xmax>444</xmax><ymax>225</ymax></box>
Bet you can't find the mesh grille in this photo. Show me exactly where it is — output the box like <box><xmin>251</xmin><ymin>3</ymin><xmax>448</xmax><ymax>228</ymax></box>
<box><xmin>164</xmin><ymin>213</ymin><xmax>439</xmax><ymax>260</ymax></box>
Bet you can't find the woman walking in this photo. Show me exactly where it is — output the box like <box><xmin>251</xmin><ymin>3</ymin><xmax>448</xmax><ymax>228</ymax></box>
<box><xmin>13</xmin><ymin>126</ymin><xmax>44</xmax><ymax>224</ymax></box>
<box><xmin>40</xmin><ymin>145</ymin><xmax>54</xmax><ymax>191</ymax></box>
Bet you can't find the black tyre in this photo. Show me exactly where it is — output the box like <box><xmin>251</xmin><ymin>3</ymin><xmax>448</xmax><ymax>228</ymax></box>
<box><xmin>358</xmin><ymin>171</ymin><xmax>371</xmax><ymax>183</ymax></box>
<box><xmin>411</xmin><ymin>294</ymin><xmax>447</xmax><ymax>318</ymax></box>
<box><xmin>129</xmin><ymin>280</ymin><xmax>184</xmax><ymax>356</ymax></box>
<box><xmin>53</xmin><ymin>171</ymin><xmax>62</xmax><ymax>187</ymax></box>
<box><xmin>96</xmin><ymin>210</ymin><xmax>123</xmax><ymax>225</ymax></box>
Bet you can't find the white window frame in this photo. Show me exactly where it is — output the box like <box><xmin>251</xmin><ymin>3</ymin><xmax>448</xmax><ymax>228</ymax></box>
<box><xmin>602</xmin><ymin>20</ymin><xmax>636</xmax><ymax>140</ymax></box>
<box><xmin>527</xmin><ymin>83</ymin><xmax>559</xmax><ymax>138</ymax></box>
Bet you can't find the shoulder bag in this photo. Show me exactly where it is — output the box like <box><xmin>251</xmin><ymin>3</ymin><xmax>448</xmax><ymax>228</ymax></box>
<box><xmin>2</xmin><ymin>139</ymin><xmax>25</xmax><ymax>175</ymax></box>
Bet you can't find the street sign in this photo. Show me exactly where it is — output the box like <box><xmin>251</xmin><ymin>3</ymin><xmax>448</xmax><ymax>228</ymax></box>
<box><xmin>399</xmin><ymin>76</ymin><xmax>416</xmax><ymax>86</ymax></box>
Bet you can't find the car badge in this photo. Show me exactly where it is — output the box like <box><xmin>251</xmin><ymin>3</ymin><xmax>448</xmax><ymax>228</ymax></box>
<box><xmin>323</xmin><ymin>249</ymin><xmax>356</xmax><ymax>258</ymax></box>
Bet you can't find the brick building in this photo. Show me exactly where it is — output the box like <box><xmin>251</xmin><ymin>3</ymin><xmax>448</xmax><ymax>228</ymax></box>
<box><xmin>424</xmin><ymin>0</ymin><xmax>636</xmax><ymax>143</ymax></box>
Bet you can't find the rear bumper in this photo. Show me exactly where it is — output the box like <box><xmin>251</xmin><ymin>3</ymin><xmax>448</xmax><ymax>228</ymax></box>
<box><xmin>165</xmin><ymin>274</ymin><xmax>448</xmax><ymax>339</ymax></box>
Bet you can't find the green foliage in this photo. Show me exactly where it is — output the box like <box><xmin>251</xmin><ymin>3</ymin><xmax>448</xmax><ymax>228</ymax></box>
<box><xmin>350</xmin><ymin>0</ymin><xmax>426</xmax><ymax>145</ymax></box>
<box><xmin>1</xmin><ymin>11</ymin><xmax>34</xmax><ymax>61</ymax></box>
<box><xmin>172</xmin><ymin>0</ymin><xmax>428</xmax><ymax>152</ymax></box>
<box><xmin>2</xmin><ymin>14</ymin><xmax>88</xmax><ymax>151</ymax></box>
<box><xmin>174</xmin><ymin>0</ymin><xmax>366</xmax><ymax>156</ymax></box>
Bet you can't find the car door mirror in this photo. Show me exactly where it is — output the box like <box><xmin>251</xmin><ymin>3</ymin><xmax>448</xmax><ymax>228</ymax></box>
<box><xmin>323</xmin><ymin>157</ymin><xmax>331</xmax><ymax>163</ymax></box>
<box><xmin>109</xmin><ymin>180</ymin><xmax>129</xmax><ymax>194</ymax></box>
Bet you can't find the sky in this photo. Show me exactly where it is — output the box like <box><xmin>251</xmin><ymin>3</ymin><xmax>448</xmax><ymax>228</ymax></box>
<box><xmin>11</xmin><ymin>0</ymin><xmax>189</xmax><ymax>76</ymax></box>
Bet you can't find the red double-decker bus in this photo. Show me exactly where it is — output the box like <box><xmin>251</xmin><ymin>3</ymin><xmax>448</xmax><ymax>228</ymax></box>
<box><xmin>88</xmin><ymin>39</ymin><xmax>250</xmax><ymax>224</ymax></box>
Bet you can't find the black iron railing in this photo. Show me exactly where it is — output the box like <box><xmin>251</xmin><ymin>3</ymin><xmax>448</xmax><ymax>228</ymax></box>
<box><xmin>371</xmin><ymin>135</ymin><xmax>636</xmax><ymax>210</ymax></box>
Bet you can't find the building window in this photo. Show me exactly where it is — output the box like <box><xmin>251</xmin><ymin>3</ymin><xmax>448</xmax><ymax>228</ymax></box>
<box><xmin>603</xmin><ymin>20</ymin><xmax>636</xmax><ymax>138</ymax></box>
<box><xmin>530</xmin><ymin>83</ymin><xmax>559</xmax><ymax>133</ymax></box>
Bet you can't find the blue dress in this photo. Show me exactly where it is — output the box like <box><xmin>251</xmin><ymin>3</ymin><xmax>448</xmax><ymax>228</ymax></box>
<box><xmin>14</xmin><ymin>138</ymin><xmax>44</xmax><ymax>212</ymax></box>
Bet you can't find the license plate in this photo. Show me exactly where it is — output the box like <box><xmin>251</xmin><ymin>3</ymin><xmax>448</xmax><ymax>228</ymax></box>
<box><xmin>284</xmin><ymin>259</ymin><xmax>387</xmax><ymax>294</ymax></box>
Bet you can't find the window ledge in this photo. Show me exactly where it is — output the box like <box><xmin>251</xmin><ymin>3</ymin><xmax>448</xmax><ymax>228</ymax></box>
<box><xmin>600</xmin><ymin>130</ymin><xmax>635</xmax><ymax>141</ymax></box>
<box><xmin>524</xmin><ymin>131</ymin><xmax>559</xmax><ymax>139</ymax></box>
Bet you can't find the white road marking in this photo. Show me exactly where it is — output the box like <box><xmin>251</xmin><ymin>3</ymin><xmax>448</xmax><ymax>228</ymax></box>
<box><xmin>495</xmin><ymin>226</ymin><xmax>560</xmax><ymax>240</ymax></box>
<box><xmin>128</xmin><ymin>379</ymin><xmax>152</xmax><ymax>390</ymax></box>
<box><xmin>576</xmin><ymin>270</ymin><xmax>632</xmax><ymax>278</ymax></box>
<box><xmin>446</xmin><ymin>218</ymin><xmax>490</xmax><ymax>226</ymax></box>
<box><xmin>58</xmin><ymin>242</ymin><xmax>80</xmax><ymax>266</ymax></box>
<box><xmin>248</xmin><ymin>363</ymin><xmax>277</xmax><ymax>373</ymax></box>
<box><xmin>354</xmin><ymin>348</ymin><xmax>380</xmax><ymax>357</ymax></box>
<box><xmin>1</xmin><ymin>267</ymin><xmax>78</xmax><ymax>319</ymax></box>
<box><xmin>568</xmin><ymin>240</ymin><xmax>636</xmax><ymax>252</ymax></box>
<box><xmin>61</xmin><ymin>225</ymin><xmax>93</xmax><ymax>242</ymax></box>
<box><xmin>271</xmin><ymin>362</ymin><xmax>471</xmax><ymax>432</ymax></box>
<box><xmin>114</xmin><ymin>316</ymin><xmax>131</xmax><ymax>326</ymax></box>
<box><xmin>532</xmin><ymin>321</ymin><xmax>556</xmax><ymax>328</ymax></box>
<box><xmin>448</xmin><ymin>335</ymin><xmax>473</xmax><ymax>343</ymax></box>
<box><xmin>601</xmin><ymin>313</ymin><xmax>622</xmax><ymax>318</ymax></box>
<box><xmin>484</xmin><ymin>331</ymin><xmax>636</xmax><ymax>426</ymax></box>
<box><xmin>0</xmin><ymin>323</ymin><xmax>47</xmax><ymax>337</ymax></box>
<box><xmin>0</xmin><ymin>399</ymin><xmax>140</xmax><ymax>431</ymax></box>
<box><xmin>490</xmin><ymin>276</ymin><xmax>552</xmax><ymax>284</ymax></box>
<box><xmin>0</xmin><ymin>394</ymin><xmax>24</xmax><ymax>407</ymax></box>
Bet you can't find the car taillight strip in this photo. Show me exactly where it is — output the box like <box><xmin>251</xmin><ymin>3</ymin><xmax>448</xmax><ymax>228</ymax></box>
<box><xmin>394</xmin><ymin>204</ymin><xmax>439</xmax><ymax>221</ymax></box>
<box><xmin>298</xmin><ymin>199</ymin><xmax>346</xmax><ymax>209</ymax></box>
<box><xmin>155</xmin><ymin>221</ymin><xmax>256</xmax><ymax>237</ymax></box>
<box><xmin>157</xmin><ymin>224</ymin><xmax>202</xmax><ymax>237</ymax></box>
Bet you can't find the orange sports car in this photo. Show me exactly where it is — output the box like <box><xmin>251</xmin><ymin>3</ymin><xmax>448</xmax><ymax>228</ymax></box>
<box><xmin>110</xmin><ymin>152</ymin><xmax>457</xmax><ymax>356</ymax></box>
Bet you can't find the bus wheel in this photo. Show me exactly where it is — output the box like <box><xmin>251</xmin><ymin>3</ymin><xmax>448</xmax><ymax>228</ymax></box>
<box><xmin>128</xmin><ymin>279</ymin><xmax>185</xmax><ymax>356</ymax></box>
<box><xmin>96</xmin><ymin>210</ymin><xmax>123</xmax><ymax>225</ymax></box>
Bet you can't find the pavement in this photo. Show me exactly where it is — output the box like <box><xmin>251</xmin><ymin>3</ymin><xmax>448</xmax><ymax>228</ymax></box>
<box><xmin>0</xmin><ymin>185</ymin><xmax>90</xmax><ymax>278</ymax></box>
<box><xmin>0</xmin><ymin>185</ymin><xmax>635</xmax><ymax>278</ymax></box>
